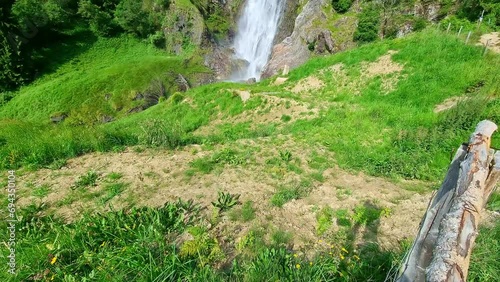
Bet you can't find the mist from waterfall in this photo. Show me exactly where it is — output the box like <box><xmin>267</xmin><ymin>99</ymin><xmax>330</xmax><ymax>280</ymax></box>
<box><xmin>230</xmin><ymin>0</ymin><xmax>285</xmax><ymax>81</ymax></box>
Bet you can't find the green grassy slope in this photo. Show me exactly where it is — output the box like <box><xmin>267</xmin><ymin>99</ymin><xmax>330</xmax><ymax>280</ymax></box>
<box><xmin>1</xmin><ymin>29</ymin><xmax>499</xmax><ymax>281</ymax></box>
<box><xmin>1</xmin><ymin>29</ymin><xmax>499</xmax><ymax>179</ymax></box>
<box><xmin>0</xmin><ymin>35</ymin><xmax>209</xmax><ymax>124</ymax></box>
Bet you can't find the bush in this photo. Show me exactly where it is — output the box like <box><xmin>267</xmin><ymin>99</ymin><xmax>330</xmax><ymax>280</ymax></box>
<box><xmin>354</xmin><ymin>7</ymin><xmax>380</xmax><ymax>43</ymax></box>
<box><xmin>114</xmin><ymin>0</ymin><xmax>154</xmax><ymax>38</ymax></box>
<box><xmin>78</xmin><ymin>0</ymin><xmax>120</xmax><ymax>37</ymax></box>
<box><xmin>332</xmin><ymin>0</ymin><xmax>353</xmax><ymax>14</ymax></box>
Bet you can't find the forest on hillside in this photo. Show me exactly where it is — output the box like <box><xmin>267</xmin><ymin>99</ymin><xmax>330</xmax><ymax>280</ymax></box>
<box><xmin>1</xmin><ymin>0</ymin><xmax>499</xmax><ymax>93</ymax></box>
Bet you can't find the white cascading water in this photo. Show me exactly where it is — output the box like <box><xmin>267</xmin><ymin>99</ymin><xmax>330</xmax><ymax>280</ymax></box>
<box><xmin>231</xmin><ymin>0</ymin><xmax>285</xmax><ymax>81</ymax></box>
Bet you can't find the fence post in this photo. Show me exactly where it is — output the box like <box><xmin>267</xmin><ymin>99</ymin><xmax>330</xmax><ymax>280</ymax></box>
<box><xmin>457</xmin><ymin>26</ymin><xmax>463</xmax><ymax>37</ymax></box>
<box><xmin>465</xmin><ymin>31</ymin><xmax>472</xmax><ymax>44</ymax></box>
<box><xmin>446</xmin><ymin>23</ymin><xmax>451</xmax><ymax>33</ymax></box>
<box><xmin>395</xmin><ymin>120</ymin><xmax>499</xmax><ymax>282</ymax></box>
<box><xmin>483</xmin><ymin>39</ymin><xmax>491</xmax><ymax>56</ymax></box>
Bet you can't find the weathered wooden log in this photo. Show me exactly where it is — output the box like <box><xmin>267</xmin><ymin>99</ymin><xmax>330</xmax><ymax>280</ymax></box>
<box><xmin>396</xmin><ymin>120</ymin><xmax>499</xmax><ymax>282</ymax></box>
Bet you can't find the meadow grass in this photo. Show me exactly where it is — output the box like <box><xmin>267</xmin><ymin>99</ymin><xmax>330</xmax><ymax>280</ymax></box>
<box><xmin>1</xmin><ymin>200</ymin><xmax>496</xmax><ymax>281</ymax></box>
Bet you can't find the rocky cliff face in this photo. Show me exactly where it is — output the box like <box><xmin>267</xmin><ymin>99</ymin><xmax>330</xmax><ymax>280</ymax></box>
<box><xmin>262</xmin><ymin>0</ymin><xmax>357</xmax><ymax>78</ymax></box>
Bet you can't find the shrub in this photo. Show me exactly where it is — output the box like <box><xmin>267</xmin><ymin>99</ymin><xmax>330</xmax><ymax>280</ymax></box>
<box><xmin>354</xmin><ymin>7</ymin><xmax>380</xmax><ymax>43</ymax></box>
<box><xmin>332</xmin><ymin>0</ymin><xmax>353</xmax><ymax>14</ymax></box>
<box><xmin>114</xmin><ymin>0</ymin><xmax>154</xmax><ymax>38</ymax></box>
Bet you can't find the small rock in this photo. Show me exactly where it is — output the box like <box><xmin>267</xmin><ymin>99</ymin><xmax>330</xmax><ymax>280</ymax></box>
<box><xmin>101</xmin><ymin>115</ymin><xmax>114</xmax><ymax>123</ymax></box>
<box><xmin>246</xmin><ymin>77</ymin><xmax>257</xmax><ymax>84</ymax></box>
<box><xmin>235</xmin><ymin>90</ymin><xmax>251</xmax><ymax>102</ymax></box>
<box><xmin>282</xmin><ymin>65</ymin><xmax>290</xmax><ymax>76</ymax></box>
<box><xmin>50</xmin><ymin>113</ymin><xmax>67</xmax><ymax>123</ymax></box>
<box><xmin>273</xmin><ymin>77</ymin><xmax>289</xmax><ymax>86</ymax></box>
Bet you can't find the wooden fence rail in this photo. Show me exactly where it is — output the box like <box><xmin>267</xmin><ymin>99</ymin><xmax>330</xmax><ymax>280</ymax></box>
<box><xmin>395</xmin><ymin>120</ymin><xmax>499</xmax><ymax>282</ymax></box>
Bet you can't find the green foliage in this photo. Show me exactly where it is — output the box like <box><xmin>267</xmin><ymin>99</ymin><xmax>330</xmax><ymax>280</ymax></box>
<box><xmin>332</xmin><ymin>0</ymin><xmax>353</xmax><ymax>13</ymax></box>
<box><xmin>469</xmin><ymin>220</ymin><xmax>500</xmax><ymax>281</ymax></box>
<box><xmin>335</xmin><ymin>209</ymin><xmax>352</xmax><ymax>227</ymax></box>
<box><xmin>78</xmin><ymin>0</ymin><xmax>120</xmax><ymax>37</ymax></box>
<box><xmin>279</xmin><ymin>150</ymin><xmax>292</xmax><ymax>163</ymax></box>
<box><xmin>271</xmin><ymin>179</ymin><xmax>313</xmax><ymax>207</ymax></box>
<box><xmin>354</xmin><ymin>6</ymin><xmax>380</xmax><ymax>43</ymax></box>
<box><xmin>114</xmin><ymin>0</ymin><xmax>154</xmax><ymax>37</ymax></box>
<box><xmin>74</xmin><ymin>170</ymin><xmax>99</xmax><ymax>188</ymax></box>
<box><xmin>211</xmin><ymin>191</ymin><xmax>241</xmax><ymax>211</ymax></box>
<box><xmin>101</xmin><ymin>182</ymin><xmax>128</xmax><ymax>203</ymax></box>
<box><xmin>230</xmin><ymin>200</ymin><xmax>256</xmax><ymax>222</ymax></box>
<box><xmin>458</xmin><ymin>0</ymin><xmax>500</xmax><ymax>27</ymax></box>
<box><xmin>188</xmin><ymin>148</ymin><xmax>250</xmax><ymax>175</ymax></box>
<box><xmin>316</xmin><ymin>206</ymin><xmax>334</xmax><ymax>235</ymax></box>
<box><xmin>139</xmin><ymin>119</ymin><xmax>185</xmax><ymax>149</ymax></box>
<box><xmin>352</xmin><ymin>204</ymin><xmax>384</xmax><ymax>225</ymax></box>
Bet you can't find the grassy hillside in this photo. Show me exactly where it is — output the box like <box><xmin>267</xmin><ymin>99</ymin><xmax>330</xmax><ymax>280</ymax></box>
<box><xmin>1</xmin><ymin>29</ymin><xmax>498</xmax><ymax>179</ymax></box>
<box><xmin>0</xmin><ymin>35</ymin><xmax>209</xmax><ymax>124</ymax></box>
<box><xmin>1</xmin><ymin>29</ymin><xmax>499</xmax><ymax>281</ymax></box>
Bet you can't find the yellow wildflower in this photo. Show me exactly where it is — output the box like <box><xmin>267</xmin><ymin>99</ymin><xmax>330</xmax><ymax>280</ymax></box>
<box><xmin>353</xmin><ymin>255</ymin><xmax>360</xmax><ymax>261</ymax></box>
<box><xmin>293</xmin><ymin>254</ymin><xmax>298</xmax><ymax>258</ymax></box>
<box><xmin>50</xmin><ymin>256</ymin><xmax>57</xmax><ymax>265</ymax></box>
<box><xmin>296</xmin><ymin>264</ymin><xmax>301</xmax><ymax>269</ymax></box>
<box><xmin>100</xmin><ymin>241</ymin><xmax>106</xmax><ymax>247</ymax></box>
<box><xmin>341</xmin><ymin>247</ymin><xmax>348</xmax><ymax>253</ymax></box>
<box><xmin>309</xmin><ymin>262</ymin><xmax>313</xmax><ymax>266</ymax></box>
<box><xmin>51</xmin><ymin>275</ymin><xmax>55</xmax><ymax>281</ymax></box>
<box><xmin>339</xmin><ymin>254</ymin><xmax>345</xmax><ymax>260</ymax></box>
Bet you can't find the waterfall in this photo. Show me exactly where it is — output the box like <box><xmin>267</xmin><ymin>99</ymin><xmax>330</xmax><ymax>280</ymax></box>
<box><xmin>231</xmin><ymin>0</ymin><xmax>285</xmax><ymax>81</ymax></box>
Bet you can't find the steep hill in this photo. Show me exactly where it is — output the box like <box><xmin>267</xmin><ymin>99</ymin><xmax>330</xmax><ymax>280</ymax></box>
<box><xmin>0</xmin><ymin>29</ymin><xmax>499</xmax><ymax>281</ymax></box>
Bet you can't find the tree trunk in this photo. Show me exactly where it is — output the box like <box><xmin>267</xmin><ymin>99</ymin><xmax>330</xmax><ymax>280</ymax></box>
<box><xmin>395</xmin><ymin>120</ymin><xmax>499</xmax><ymax>282</ymax></box>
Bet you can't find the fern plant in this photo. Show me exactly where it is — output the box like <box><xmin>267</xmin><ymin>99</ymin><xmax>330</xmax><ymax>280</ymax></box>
<box><xmin>211</xmin><ymin>191</ymin><xmax>240</xmax><ymax>211</ymax></box>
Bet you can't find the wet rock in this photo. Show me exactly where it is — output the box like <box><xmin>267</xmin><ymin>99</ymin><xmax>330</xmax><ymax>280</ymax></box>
<box><xmin>176</xmin><ymin>74</ymin><xmax>190</xmax><ymax>92</ymax></box>
<box><xmin>316</xmin><ymin>30</ymin><xmax>335</xmax><ymax>54</ymax></box>
<box><xmin>262</xmin><ymin>0</ymin><xmax>332</xmax><ymax>79</ymax></box>
<box><xmin>246</xmin><ymin>77</ymin><xmax>257</xmax><ymax>84</ymax></box>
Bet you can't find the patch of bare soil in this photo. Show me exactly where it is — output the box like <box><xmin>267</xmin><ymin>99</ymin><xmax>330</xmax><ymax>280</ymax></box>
<box><xmin>15</xmin><ymin>136</ymin><xmax>433</xmax><ymax>254</ymax></box>
<box><xmin>478</xmin><ymin>32</ymin><xmax>500</xmax><ymax>54</ymax></box>
<box><xmin>290</xmin><ymin>76</ymin><xmax>325</xmax><ymax>94</ymax></box>
<box><xmin>361</xmin><ymin>50</ymin><xmax>405</xmax><ymax>94</ymax></box>
<box><xmin>434</xmin><ymin>96</ymin><xmax>469</xmax><ymax>113</ymax></box>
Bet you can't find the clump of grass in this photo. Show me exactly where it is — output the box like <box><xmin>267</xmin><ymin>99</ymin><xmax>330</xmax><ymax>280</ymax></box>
<box><xmin>230</xmin><ymin>200</ymin><xmax>256</xmax><ymax>222</ymax></box>
<box><xmin>335</xmin><ymin>209</ymin><xmax>352</xmax><ymax>227</ymax></box>
<box><xmin>32</xmin><ymin>184</ymin><xmax>51</xmax><ymax>198</ymax></box>
<box><xmin>352</xmin><ymin>204</ymin><xmax>383</xmax><ymax>225</ymax></box>
<box><xmin>271</xmin><ymin>229</ymin><xmax>292</xmax><ymax>248</ymax></box>
<box><xmin>106</xmin><ymin>172</ymin><xmax>123</xmax><ymax>181</ymax></box>
<box><xmin>336</xmin><ymin>186</ymin><xmax>353</xmax><ymax>200</ymax></box>
<box><xmin>187</xmin><ymin>148</ymin><xmax>250</xmax><ymax>175</ymax></box>
<box><xmin>271</xmin><ymin>179</ymin><xmax>313</xmax><ymax>207</ymax></box>
<box><xmin>316</xmin><ymin>206</ymin><xmax>334</xmax><ymax>235</ymax></box>
<box><xmin>100</xmin><ymin>182</ymin><xmax>128</xmax><ymax>204</ymax></box>
<box><xmin>138</xmin><ymin>119</ymin><xmax>185</xmax><ymax>149</ymax></box>
<box><xmin>74</xmin><ymin>170</ymin><xmax>99</xmax><ymax>188</ymax></box>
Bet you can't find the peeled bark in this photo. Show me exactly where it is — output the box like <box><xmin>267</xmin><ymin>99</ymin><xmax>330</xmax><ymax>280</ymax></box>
<box><xmin>396</xmin><ymin>120</ymin><xmax>499</xmax><ymax>282</ymax></box>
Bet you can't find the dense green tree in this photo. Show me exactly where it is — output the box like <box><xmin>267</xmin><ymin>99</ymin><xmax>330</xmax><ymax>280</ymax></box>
<box><xmin>332</xmin><ymin>0</ymin><xmax>353</xmax><ymax>14</ymax></box>
<box><xmin>354</xmin><ymin>6</ymin><xmax>380</xmax><ymax>43</ymax></box>
<box><xmin>114</xmin><ymin>0</ymin><xmax>153</xmax><ymax>37</ymax></box>
<box><xmin>78</xmin><ymin>0</ymin><xmax>120</xmax><ymax>37</ymax></box>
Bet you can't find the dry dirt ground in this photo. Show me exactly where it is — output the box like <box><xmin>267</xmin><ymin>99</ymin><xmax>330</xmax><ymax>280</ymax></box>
<box><xmin>15</xmin><ymin>135</ymin><xmax>435</xmax><ymax>255</ymax></box>
<box><xmin>478</xmin><ymin>32</ymin><xmax>500</xmax><ymax>54</ymax></box>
